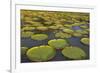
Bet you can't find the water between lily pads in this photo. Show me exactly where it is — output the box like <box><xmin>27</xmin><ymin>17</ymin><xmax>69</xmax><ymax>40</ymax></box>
<box><xmin>21</xmin><ymin>31</ymin><xmax>89</xmax><ymax>63</ymax></box>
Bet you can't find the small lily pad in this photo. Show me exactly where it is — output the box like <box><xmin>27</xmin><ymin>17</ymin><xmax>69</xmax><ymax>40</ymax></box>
<box><xmin>62</xmin><ymin>29</ymin><xmax>74</xmax><ymax>34</ymax></box>
<box><xmin>36</xmin><ymin>26</ymin><xmax>48</xmax><ymax>31</ymax></box>
<box><xmin>21</xmin><ymin>31</ymin><xmax>34</xmax><ymax>38</ymax></box>
<box><xmin>26</xmin><ymin>45</ymin><xmax>56</xmax><ymax>62</ymax></box>
<box><xmin>22</xmin><ymin>26</ymin><xmax>35</xmax><ymax>31</ymax></box>
<box><xmin>55</xmin><ymin>31</ymin><xmax>71</xmax><ymax>38</ymax></box>
<box><xmin>31</xmin><ymin>34</ymin><xmax>48</xmax><ymax>40</ymax></box>
<box><xmin>21</xmin><ymin>47</ymin><xmax>28</xmax><ymax>56</ymax></box>
<box><xmin>62</xmin><ymin>46</ymin><xmax>86</xmax><ymax>59</ymax></box>
<box><xmin>80</xmin><ymin>38</ymin><xmax>89</xmax><ymax>45</ymax></box>
<box><xmin>48</xmin><ymin>39</ymin><xmax>69</xmax><ymax>49</ymax></box>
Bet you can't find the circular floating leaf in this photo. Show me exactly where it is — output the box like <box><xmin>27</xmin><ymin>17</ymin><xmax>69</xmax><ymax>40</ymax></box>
<box><xmin>31</xmin><ymin>34</ymin><xmax>48</xmax><ymax>40</ymax></box>
<box><xmin>21</xmin><ymin>31</ymin><xmax>34</xmax><ymax>38</ymax></box>
<box><xmin>73</xmin><ymin>32</ymin><xmax>82</xmax><ymax>37</ymax></box>
<box><xmin>36</xmin><ymin>26</ymin><xmax>48</xmax><ymax>31</ymax></box>
<box><xmin>80</xmin><ymin>38</ymin><xmax>89</xmax><ymax>45</ymax></box>
<box><xmin>22</xmin><ymin>26</ymin><xmax>35</xmax><ymax>31</ymax></box>
<box><xmin>21</xmin><ymin>47</ymin><xmax>28</xmax><ymax>56</ymax></box>
<box><xmin>26</xmin><ymin>46</ymin><xmax>56</xmax><ymax>62</ymax></box>
<box><xmin>62</xmin><ymin>46</ymin><xmax>86</xmax><ymax>59</ymax></box>
<box><xmin>48</xmin><ymin>39</ymin><xmax>69</xmax><ymax>49</ymax></box>
<box><xmin>55</xmin><ymin>31</ymin><xmax>71</xmax><ymax>38</ymax></box>
<box><xmin>63</xmin><ymin>29</ymin><xmax>74</xmax><ymax>34</ymax></box>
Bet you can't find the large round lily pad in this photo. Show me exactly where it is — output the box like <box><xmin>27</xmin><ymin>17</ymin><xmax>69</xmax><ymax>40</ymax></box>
<box><xmin>48</xmin><ymin>39</ymin><xmax>69</xmax><ymax>49</ymax></box>
<box><xmin>80</xmin><ymin>38</ymin><xmax>89</xmax><ymax>45</ymax></box>
<box><xmin>62</xmin><ymin>46</ymin><xmax>86</xmax><ymax>60</ymax></box>
<box><xmin>31</xmin><ymin>34</ymin><xmax>48</xmax><ymax>40</ymax></box>
<box><xmin>26</xmin><ymin>46</ymin><xmax>56</xmax><ymax>62</ymax></box>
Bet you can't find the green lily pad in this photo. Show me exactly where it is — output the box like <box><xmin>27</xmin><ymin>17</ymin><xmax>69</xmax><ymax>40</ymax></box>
<box><xmin>62</xmin><ymin>46</ymin><xmax>86</xmax><ymax>59</ymax></box>
<box><xmin>80</xmin><ymin>38</ymin><xmax>89</xmax><ymax>45</ymax></box>
<box><xmin>31</xmin><ymin>34</ymin><xmax>48</xmax><ymax>40</ymax></box>
<box><xmin>48</xmin><ymin>39</ymin><xmax>69</xmax><ymax>49</ymax></box>
<box><xmin>21</xmin><ymin>31</ymin><xmax>34</xmax><ymax>38</ymax></box>
<box><xmin>73</xmin><ymin>32</ymin><xmax>82</xmax><ymax>37</ymax></box>
<box><xmin>26</xmin><ymin>45</ymin><xmax>56</xmax><ymax>62</ymax></box>
<box><xmin>62</xmin><ymin>29</ymin><xmax>74</xmax><ymax>34</ymax></box>
<box><xmin>55</xmin><ymin>31</ymin><xmax>71</xmax><ymax>38</ymax></box>
<box><xmin>36</xmin><ymin>26</ymin><xmax>48</xmax><ymax>31</ymax></box>
<box><xmin>22</xmin><ymin>26</ymin><xmax>35</xmax><ymax>31</ymax></box>
<box><xmin>21</xmin><ymin>47</ymin><xmax>28</xmax><ymax>56</ymax></box>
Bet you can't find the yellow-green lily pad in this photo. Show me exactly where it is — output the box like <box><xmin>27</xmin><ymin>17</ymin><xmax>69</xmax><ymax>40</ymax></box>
<box><xmin>48</xmin><ymin>39</ymin><xmax>69</xmax><ymax>49</ymax></box>
<box><xmin>62</xmin><ymin>46</ymin><xmax>86</xmax><ymax>59</ymax></box>
<box><xmin>31</xmin><ymin>34</ymin><xmax>48</xmax><ymax>40</ymax></box>
<box><xmin>26</xmin><ymin>45</ymin><xmax>56</xmax><ymax>62</ymax></box>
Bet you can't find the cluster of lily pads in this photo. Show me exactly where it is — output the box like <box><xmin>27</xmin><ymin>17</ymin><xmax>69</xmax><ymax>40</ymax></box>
<box><xmin>21</xmin><ymin>39</ymin><xmax>87</xmax><ymax>62</ymax></box>
<box><xmin>21</xmin><ymin>10</ymin><xmax>89</xmax><ymax>62</ymax></box>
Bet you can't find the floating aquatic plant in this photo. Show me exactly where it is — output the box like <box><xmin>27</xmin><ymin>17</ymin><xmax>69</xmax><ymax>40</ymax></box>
<box><xmin>21</xmin><ymin>47</ymin><xmax>28</xmax><ymax>56</ymax></box>
<box><xmin>48</xmin><ymin>39</ymin><xmax>69</xmax><ymax>49</ymax></box>
<box><xmin>55</xmin><ymin>31</ymin><xmax>71</xmax><ymax>38</ymax></box>
<box><xmin>62</xmin><ymin>29</ymin><xmax>74</xmax><ymax>34</ymax></box>
<box><xmin>80</xmin><ymin>25</ymin><xmax>88</xmax><ymax>29</ymax></box>
<box><xmin>26</xmin><ymin>45</ymin><xmax>56</xmax><ymax>62</ymax></box>
<box><xmin>22</xmin><ymin>26</ymin><xmax>35</xmax><ymax>31</ymax></box>
<box><xmin>62</xmin><ymin>46</ymin><xmax>86</xmax><ymax>60</ymax></box>
<box><xmin>80</xmin><ymin>38</ymin><xmax>89</xmax><ymax>45</ymax></box>
<box><xmin>73</xmin><ymin>32</ymin><xmax>82</xmax><ymax>37</ymax></box>
<box><xmin>36</xmin><ymin>26</ymin><xmax>48</xmax><ymax>31</ymax></box>
<box><xmin>31</xmin><ymin>34</ymin><xmax>48</xmax><ymax>40</ymax></box>
<box><xmin>21</xmin><ymin>31</ymin><xmax>34</xmax><ymax>38</ymax></box>
<box><xmin>49</xmin><ymin>26</ymin><xmax>59</xmax><ymax>30</ymax></box>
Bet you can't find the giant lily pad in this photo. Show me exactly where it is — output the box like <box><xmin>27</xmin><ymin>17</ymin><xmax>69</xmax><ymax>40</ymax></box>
<box><xmin>26</xmin><ymin>45</ymin><xmax>56</xmax><ymax>62</ymax></box>
<box><xmin>62</xmin><ymin>46</ymin><xmax>86</xmax><ymax>59</ymax></box>
<box><xmin>80</xmin><ymin>38</ymin><xmax>89</xmax><ymax>45</ymax></box>
<box><xmin>31</xmin><ymin>34</ymin><xmax>48</xmax><ymax>40</ymax></box>
<box><xmin>48</xmin><ymin>39</ymin><xmax>69</xmax><ymax>49</ymax></box>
